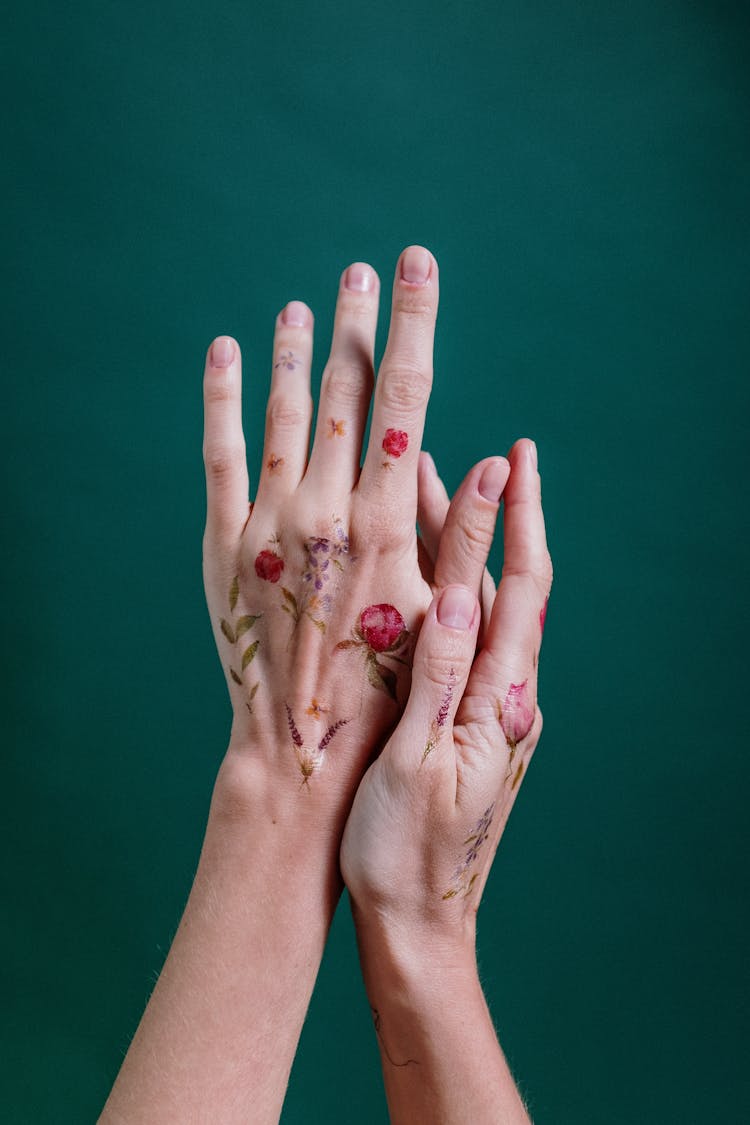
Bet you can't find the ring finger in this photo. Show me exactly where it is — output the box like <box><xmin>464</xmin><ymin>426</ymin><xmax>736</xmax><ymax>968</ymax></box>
<box><xmin>255</xmin><ymin>300</ymin><xmax>315</xmax><ymax>503</ymax></box>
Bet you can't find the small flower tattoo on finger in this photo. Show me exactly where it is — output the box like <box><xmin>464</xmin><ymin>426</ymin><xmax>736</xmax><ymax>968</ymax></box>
<box><xmin>274</xmin><ymin>350</ymin><xmax>301</xmax><ymax>371</ymax></box>
<box><xmin>421</xmin><ymin>669</ymin><xmax>456</xmax><ymax>764</ymax></box>
<box><xmin>498</xmin><ymin>679</ymin><xmax>535</xmax><ymax>765</ymax></box>
<box><xmin>382</xmin><ymin>428</ymin><xmax>409</xmax><ymax>467</ymax></box>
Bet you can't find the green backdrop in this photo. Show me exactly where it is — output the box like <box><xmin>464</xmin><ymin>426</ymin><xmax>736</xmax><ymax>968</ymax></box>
<box><xmin>3</xmin><ymin>2</ymin><xmax>748</xmax><ymax>1121</ymax></box>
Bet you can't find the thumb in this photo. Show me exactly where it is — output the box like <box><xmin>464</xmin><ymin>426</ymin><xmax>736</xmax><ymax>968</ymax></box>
<box><xmin>388</xmin><ymin>585</ymin><xmax>480</xmax><ymax>774</ymax></box>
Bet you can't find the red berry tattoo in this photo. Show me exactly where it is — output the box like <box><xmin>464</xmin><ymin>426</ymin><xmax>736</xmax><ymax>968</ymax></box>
<box><xmin>382</xmin><ymin>428</ymin><xmax>409</xmax><ymax>458</ymax></box>
<box><xmin>255</xmin><ymin>549</ymin><xmax>285</xmax><ymax>583</ymax></box>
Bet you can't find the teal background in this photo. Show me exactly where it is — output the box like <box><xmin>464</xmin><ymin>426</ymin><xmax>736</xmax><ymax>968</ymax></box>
<box><xmin>3</xmin><ymin>1</ymin><xmax>748</xmax><ymax>1121</ymax></box>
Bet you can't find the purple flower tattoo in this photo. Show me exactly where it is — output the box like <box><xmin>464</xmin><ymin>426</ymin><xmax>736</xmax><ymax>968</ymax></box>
<box><xmin>421</xmin><ymin>668</ymin><xmax>456</xmax><ymax>764</ymax></box>
<box><xmin>442</xmin><ymin>803</ymin><xmax>496</xmax><ymax>900</ymax></box>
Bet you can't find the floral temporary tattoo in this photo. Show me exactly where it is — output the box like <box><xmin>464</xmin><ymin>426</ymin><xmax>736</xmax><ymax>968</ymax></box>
<box><xmin>498</xmin><ymin>679</ymin><xmax>535</xmax><ymax>764</ymax></box>
<box><xmin>327</xmin><ymin>417</ymin><xmax>346</xmax><ymax>438</ymax></box>
<box><xmin>442</xmin><ymin>803</ymin><xmax>496</xmax><ymax>900</ymax></box>
<box><xmin>306</xmin><ymin>698</ymin><xmax>329</xmax><ymax>720</ymax></box>
<box><xmin>382</xmin><ymin>428</ymin><xmax>409</xmax><ymax>458</ymax></box>
<box><xmin>381</xmin><ymin>427</ymin><xmax>408</xmax><ymax>468</ymax></box>
<box><xmin>335</xmin><ymin>603</ymin><xmax>410</xmax><ymax>701</ymax></box>
<box><xmin>285</xmin><ymin>703</ymin><xmax>348</xmax><ymax>787</ymax></box>
<box><xmin>220</xmin><ymin>575</ymin><xmax>262</xmax><ymax>709</ymax></box>
<box><xmin>280</xmin><ymin>519</ymin><xmax>351</xmax><ymax>635</ymax></box>
<box><xmin>274</xmin><ymin>350</ymin><xmax>301</xmax><ymax>371</ymax></box>
<box><xmin>255</xmin><ymin>549</ymin><xmax>285</xmax><ymax>584</ymax></box>
<box><xmin>267</xmin><ymin>453</ymin><xmax>285</xmax><ymax>473</ymax></box>
<box><xmin>421</xmin><ymin>668</ymin><xmax>456</xmax><ymax>764</ymax></box>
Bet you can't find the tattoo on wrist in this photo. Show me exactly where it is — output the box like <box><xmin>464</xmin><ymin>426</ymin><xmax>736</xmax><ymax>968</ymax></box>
<box><xmin>221</xmin><ymin>575</ymin><xmax>261</xmax><ymax>709</ymax></box>
<box><xmin>285</xmin><ymin>703</ymin><xmax>348</xmax><ymax>787</ymax></box>
<box><xmin>371</xmin><ymin>1007</ymin><xmax>418</xmax><ymax>1068</ymax></box>
<box><xmin>442</xmin><ymin>803</ymin><xmax>496</xmax><ymax>900</ymax></box>
<box><xmin>335</xmin><ymin>603</ymin><xmax>411</xmax><ymax>701</ymax></box>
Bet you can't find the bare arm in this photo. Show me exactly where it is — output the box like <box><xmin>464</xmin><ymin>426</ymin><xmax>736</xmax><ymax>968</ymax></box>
<box><xmin>341</xmin><ymin>442</ymin><xmax>551</xmax><ymax>1124</ymax></box>
<box><xmin>102</xmin><ymin>246</ymin><xmax>507</xmax><ymax>1122</ymax></box>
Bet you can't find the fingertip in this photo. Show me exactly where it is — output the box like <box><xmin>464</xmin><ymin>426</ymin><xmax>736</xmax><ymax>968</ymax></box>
<box><xmin>208</xmin><ymin>335</ymin><xmax>238</xmax><ymax>369</ymax></box>
<box><xmin>508</xmin><ymin>438</ymin><xmax>537</xmax><ymax>469</ymax></box>
<box><xmin>279</xmin><ymin>301</ymin><xmax>313</xmax><ymax>328</ymax></box>
<box><xmin>476</xmin><ymin>456</ymin><xmax>510</xmax><ymax>503</ymax></box>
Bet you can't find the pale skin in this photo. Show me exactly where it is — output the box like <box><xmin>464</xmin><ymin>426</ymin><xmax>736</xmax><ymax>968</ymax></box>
<box><xmin>100</xmin><ymin>246</ymin><xmax>552</xmax><ymax>1124</ymax></box>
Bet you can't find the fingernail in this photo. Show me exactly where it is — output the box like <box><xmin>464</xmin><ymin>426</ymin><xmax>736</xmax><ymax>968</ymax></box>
<box><xmin>210</xmin><ymin>336</ymin><xmax>235</xmax><ymax>368</ymax></box>
<box><xmin>400</xmin><ymin>246</ymin><xmax>431</xmax><ymax>285</ymax></box>
<box><xmin>478</xmin><ymin>459</ymin><xmax>506</xmax><ymax>503</ymax></box>
<box><xmin>437</xmin><ymin>586</ymin><xmax>477</xmax><ymax>630</ymax></box>
<box><xmin>282</xmin><ymin>301</ymin><xmax>309</xmax><ymax>327</ymax></box>
<box><xmin>345</xmin><ymin>263</ymin><xmax>373</xmax><ymax>292</ymax></box>
<box><xmin>528</xmin><ymin>440</ymin><xmax>538</xmax><ymax>469</ymax></box>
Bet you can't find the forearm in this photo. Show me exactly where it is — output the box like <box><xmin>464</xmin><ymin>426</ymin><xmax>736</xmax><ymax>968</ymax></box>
<box><xmin>100</xmin><ymin>749</ymin><xmax>341</xmax><ymax>1124</ymax></box>
<box><xmin>353</xmin><ymin>911</ymin><xmax>532</xmax><ymax>1125</ymax></box>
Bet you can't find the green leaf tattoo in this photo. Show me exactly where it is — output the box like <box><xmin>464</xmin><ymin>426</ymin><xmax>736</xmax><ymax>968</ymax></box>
<box><xmin>236</xmin><ymin>614</ymin><xmax>261</xmax><ymax>639</ymax></box>
<box><xmin>221</xmin><ymin>577</ymin><xmax>262</xmax><ymax>698</ymax></box>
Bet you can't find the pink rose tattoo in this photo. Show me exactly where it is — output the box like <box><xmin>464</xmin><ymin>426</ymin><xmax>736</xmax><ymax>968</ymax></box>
<box><xmin>255</xmin><ymin>549</ymin><xmax>285</xmax><ymax>583</ymax></box>
<box><xmin>335</xmin><ymin>603</ymin><xmax>410</xmax><ymax>700</ymax></box>
<box><xmin>382</xmin><ymin>428</ymin><xmax>409</xmax><ymax>458</ymax></box>
<box><xmin>498</xmin><ymin>680</ymin><xmax>535</xmax><ymax>761</ymax></box>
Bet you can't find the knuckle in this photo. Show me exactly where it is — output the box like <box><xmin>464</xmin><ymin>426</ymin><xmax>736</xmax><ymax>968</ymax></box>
<box><xmin>204</xmin><ymin>374</ymin><xmax>236</xmax><ymax>404</ymax></box>
<box><xmin>392</xmin><ymin>292</ymin><xmax>436</xmax><ymax>320</ymax></box>
<box><xmin>203</xmin><ymin>442</ymin><xmax>246</xmax><ymax>482</ymax></box>
<box><xmin>504</xmin><ymin>551</ymin><xmax>554</xmax><ymax>598</ymax></box>
<box><xmin>378</xmin><ymin>362</ymin><xmax>432</xmax><ymax>412</ymax></box>
<box><xmin>352</xmin><ymin>501</ymin><xmax>411</xmax><ymax>550</ymax></box>
<box><xmin>322</xmin><ymin>361</ymin><xmax>372</xmax><ymax>406</ymax></box>
<box><xmin>266</xmin><ymin>393</ymin><xmax>309</xmax><ymax>431</ymax></box>
<box><xmin>453</xmin><ymin>510</ymin><xmax>495</xmax><ymax>558</ymax></box>
<box><xmin>420</xmin><ymin>651</ymin><xmax>462</xmax><ymax>692</ymax></box>
<box><xmin>338</xmin><ymin>290</ymin><xmax>377</xmax><ymax>317</ymax></box>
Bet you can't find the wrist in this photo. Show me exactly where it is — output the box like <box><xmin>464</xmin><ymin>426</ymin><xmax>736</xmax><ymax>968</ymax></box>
<box><xmin>203</xmin><ymin>743</ymin><xmax>343</xmax><ymax>925</ymax></box>
<box><xmin>350</xmin><ymin>899</ymin><xmax>478</xmax><ymax>999</ymax></box>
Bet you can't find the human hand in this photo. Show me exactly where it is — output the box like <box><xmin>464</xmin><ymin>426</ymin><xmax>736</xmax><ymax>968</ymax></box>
<box><xmin>202</xmin><ymin>246</ymin><xmax>510</xmax><ymax>860</ymax></box>
<box><xmin>341</xmin><ymin>438</ymin><xmax>552</xmax><ymax>939</ymax></box>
